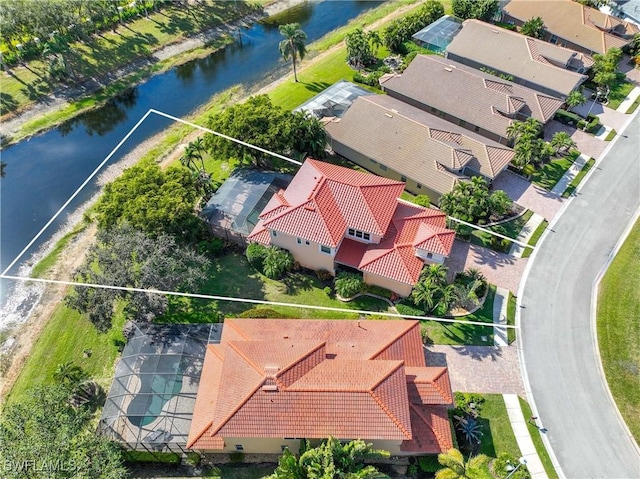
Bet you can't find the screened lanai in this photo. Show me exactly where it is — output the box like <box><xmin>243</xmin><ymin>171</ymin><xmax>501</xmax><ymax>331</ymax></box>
<box><xmin>412</xmin><ymin>15</ymin><xmax>462</xmax><ymax>53</ymax></box>
<box><xmin>98</xmin><ymin>323</ymin><xmax>222</xmax><ymax>452</ymax></box>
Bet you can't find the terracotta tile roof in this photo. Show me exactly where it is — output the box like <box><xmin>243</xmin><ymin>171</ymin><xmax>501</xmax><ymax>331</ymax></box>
<box><xmin>401</xmin><ymin>405</ymin><xmax>454</xmax><ymax>453</ymax></box>
<box><xmin>381</xmin><ymin>56</ymin><xmax>564</xmax><ymax>140</ymax></box>
<box><xmin>446</xmin><ymin>20</ymin><xmax>591</xmax><ymax>97</ymax></box>
<box><xmin>334</xmin><ymin>237</ymin><xmax>368</xmax><ymax>268</ymax></box>
<box><xmin>325</xmin><ymin>95</ymin><xmax>514</xmax><ymax>199</ymax></box>
<box><xmin>503</xmin><ymin>0</ymin><xmax>639</xmax><ymax>54</ymax></box>
<box><xmin>188</xmin><ymin>319</ymin><xmax>453</xmax><ymax>450</ymax></box>
<box><xmin>249</xmin><ymin>160</ymin><xmax>404</xmax><ymax>247</ymax></box>
<box><xmin>406</xmin><ymin>367</ymin><xmax>453</xmax><ymax>405</ymax></box>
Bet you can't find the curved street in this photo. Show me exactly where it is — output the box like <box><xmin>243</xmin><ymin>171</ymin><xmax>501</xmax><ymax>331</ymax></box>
<box><xmin>520</xmin><ymin>112</ymin><xmax>640</xmax><ymax>478</ymax></box>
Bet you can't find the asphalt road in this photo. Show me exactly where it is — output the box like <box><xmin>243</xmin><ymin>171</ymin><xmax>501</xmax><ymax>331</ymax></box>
<box><xmin>520</xmin><ymin>112</ymin><xmax>640</xmax><ymax>479</ymax></box>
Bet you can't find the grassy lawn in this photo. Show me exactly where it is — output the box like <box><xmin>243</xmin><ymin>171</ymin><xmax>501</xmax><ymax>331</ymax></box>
<box><xmin>506</xmin><ymin>292</ymin><xmax>516</xmax><ymax>345</ymax></box>
<box><xmin>7</xmin><ymin>303</ymin><xmax>125</xmax><ymax>405</ymax></box>
<box><xmin>626</xmin><ymin>96</ymin><xmax>640</xmax><ymax>114</ymax></box>
<box><xmin>562</xmin><ymin>158</ymin><xmax>595</xmax><ymax>198</ymax></box>
<box><xmin>421</xmin><ymin>285</ymin><xmax>495</xmax><ymax>345</ymax></box>
<box><xmin>1</xmin><ymin>2</ymin><xmax>255</xmax><ymax>120</ymax></box>
<box><xmin>211</xmin><ymin>465</ymin><xmax>275</xmax><ymax>478</ymax></box>
<box><xmin>519</xmin><ymin>398</ymin><xmax>559</xmax><ymax>479</ymax></box>
<box><xmin>606</xmin><ymin>80</ymin><xmax>635</xmax><ymax>110</ymax></box>
<box><xmin>470</xmin><ymin>210</ymin><xmax>533</xmax><ymax>252</ymax></box>
<box><xmin>597</xmin><ymin>219</ymin><xmax>640</xmax><ymax>444</ymax></box>
<box><xmin>522</xmin><ymin>219</ymin><xmax>548</xmax><ymax>259</ymax></box>
<box><xmin>530</xmin><ymin>151</ymin><xmax>579</xmax><ymax>190</ymax></box>
<box><xmin>604</xmin><ymin>129</ymin><xmax>617</xmax><ymax>141</ymax></box>
<box><xmin>475</xmin><ymin>394</ymin><xmax>521</xmax><ymax>459</ymax></box>
<box><xmin>158</xmin><ymin>253</ymin><xmax>394</xmax><ymax>322</ymax></box>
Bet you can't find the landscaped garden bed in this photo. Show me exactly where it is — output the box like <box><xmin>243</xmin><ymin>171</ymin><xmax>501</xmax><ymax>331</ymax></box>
<box><xmin>530</xmin><ymin>150</ymin><xmax>580</xmax><ymax>191</ymax></box>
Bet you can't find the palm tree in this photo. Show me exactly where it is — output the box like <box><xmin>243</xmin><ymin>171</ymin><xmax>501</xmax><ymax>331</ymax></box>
<box><xmin>423</xmin><ymin>263</ymin><xmax>449</xmax><ymax>284</ymax></box>
<box><xmin>436</xmin><ymin>448</ymin><xmax>489</xmax><ymax>479</ymax></box>
<box><xmin>53</xmin><ymin>362</ymin><xmax>85</xmax><ymax>385</ymax></box>
<box><xmin>263</xmin><ymin>246</ymin><xmax>294</xmax><ymax>279</ymax></box>
<box><xmin>279</xmin><ymin>23</ymin><xmax>307</xmax><ymax>83</ymax></box>
<box><xmin>550</xmin><ymin>131</ymin><xmax>576</xmax><ymax>155</ymax></box>
<box><xmin>520</xmin><ymin>16</ymin><xmax>545</xmax><ymax>39</ymax></box>
<box><xmin>190</xmin><ymin>137</ymin><xmax>207</xmax><ymax>171</ymax></box>
<box><xmin>412</xmin><ymin>278</ymin><xmax>439</xmax><ymax>312</ymax></box>
<box><xmin>454</xmin><ymin>279</ymin><xmax>483</xmax><ymax>310</ymax></box>
<box><xmin>566</xmin><ymin>90</ymin><xmax>587</xmax><ymax>110</ymax></box>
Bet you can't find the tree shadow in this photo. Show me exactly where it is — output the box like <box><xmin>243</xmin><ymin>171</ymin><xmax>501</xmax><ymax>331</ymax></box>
<box><xmin>302</xmin><ymin>81</ymin><xmax>331</xmax><ymax>93</ymax></box>
<box><xmin>476</xmin><ymin>417</ymin><xmax>497</xmax><ymax>457</ymax></box>
<box><xmin>0</xmin><ymin>92</ymin><xmax>18</xmax><ymax>116</ymax></box>
<box><xmin>282</xmin><ymin>272</ymin><xmax>314</xmax><ymax>295</ymax></box>
<box><xmin>424</xmin><ymin>348</ymin><xmax>448</xmax><ymax>367</ymax></box>
<box><xmin>449</xmin><ymin>345</ymin><xmax>504</xmax><ymax>361</ymax></box>
<box><xmin>469</xmin><ymin>244</ymin><xmax>516</xmax><ymax>270</ymax></box>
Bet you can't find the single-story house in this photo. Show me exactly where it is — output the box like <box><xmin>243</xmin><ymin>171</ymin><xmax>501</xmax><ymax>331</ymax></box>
<box><xmin>324</xmin><ymin>94</ymin><xmax>514</xmax><ymax>203</ymax></box>
<box><xmin>248</xmin><ymin>159</ymin><xmax>455</xmax><ymax>297</ymax></box>
<box><xmin>446</xmin><ymin>19</ymin><xmax>593</xmax><ymax>98</ymax></box>
<box><xmin>502</xmin><ymin>0</ymin><xmax>640</xmax><ymax>55</ymax></box>
<box><xmin>187</xmin><ymin>318</ymin><xmax>454</xmax><ymax>455</ymax></box>
<box><xmin>380</xmin><ymin>55</ymin><xmax>565</xmax><ymax>145</ymax></box>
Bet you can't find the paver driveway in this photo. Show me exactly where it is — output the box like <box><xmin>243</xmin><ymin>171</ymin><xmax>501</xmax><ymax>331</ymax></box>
<box><xmin>543</xmin><ymin>119</ymin><xmax>607</xmax><ymax>159</ymax></box>
<box><xmin>446</xmin><ymin>240</ymin><xmax>527</xmax><ymax>294</ymax></box>
<box><xmin>425</xmin><ymin>345</ymin><xmax>525</xmax><ymax>397</ymax></box>
<box><xmin>493</xmin><ymin>170</ymin><xmax>565</xmax><ymax>221</ymax></box>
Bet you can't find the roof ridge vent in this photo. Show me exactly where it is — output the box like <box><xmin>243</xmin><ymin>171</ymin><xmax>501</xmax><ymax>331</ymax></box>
<box><xmin>444</xmin><ymin>67</ymin><xmax>453</xmax><ymax>72</ymax></box>
<box><xmin>385</xmin><ymin>112</ymin><xmax>393</xmax><ymax>118</ymax></box>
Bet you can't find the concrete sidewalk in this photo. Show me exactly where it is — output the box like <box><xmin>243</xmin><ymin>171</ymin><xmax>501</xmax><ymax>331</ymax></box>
<box><xmin>493</xmin><ymin>287</ymin><xmax>509</xmax><ymax>346</ymax></box>
<box><xmin>616</xmin><ymin>86</ymin><xmax>640</xmax><ymax>113</ymax></box>
<box><xmin>509</xmin><ymin>213</ymin><xmax>545</xmax><ymax>258</ymax></box>
<box><xmin>503</xmin><ymin>394</ymin><xmax>548</xmax><ymax>479</ymax></box>
<box><xmin>550</xmin><ymin>153</ymin><xmax>589</xmax><ymax>196</ymax></box>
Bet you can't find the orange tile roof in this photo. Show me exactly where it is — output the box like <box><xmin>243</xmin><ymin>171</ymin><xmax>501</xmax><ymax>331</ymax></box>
<box><xmin>249</xmin><ymin>159</ymin><xmax>405</xmax><ymax>247</ymax></box>
<box><xmin>401</xmin><ymin>405</ymin><xmax>454</xmax><ymax>453</ymax></box>
<box><xmin>188</xmin><ymin>319</ymin><xmax>453</xmax><ymax>451</ymax></box>
<box><xmin>406</xmin><ymin>367</ymin><xmax>453</xmax><ymax>405</ymax></box>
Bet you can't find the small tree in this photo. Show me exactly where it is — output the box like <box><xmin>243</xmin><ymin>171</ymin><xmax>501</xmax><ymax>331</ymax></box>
<box><xmin>436</xmin><ymin>448</ymin><xmax>489</xmax><ymax>479</ymax></box>
<box><xmin>334</xmin><ymin>272</ymin><xmax>364</xmax><ymax>298</ymax></box>
<box><xmin>566</xmin><ymin>90</ymin><xmax>587</xmax><ymax>110</ymax></box>
<box><xmin>279</xmin><ymin>23</ymin><xmax>307</xmax><ymax>83</ymax></box>
<box><xmin>452</xmin><ymin>0</ymin><xmax>498</xmax><ymax>21</ymax></box>
<box><xmin>345</xmin><ymin>28</ymin><xmax>377</xmax><ymax>69</ymax></box>
<box><xmin>520</xmin><ymin>16</ymin><xmax>545</xmax><ymax>39</ymax></box>
<box><xmin>592</xmin><ymin>47</ymin><xmax>623</xmax><ymax>94</ymax></box>
<box><xmin>53</xmin><ymin>362</ymin><xmax>86</xmax><ymax>385</ymax></box>
<box><xmin>551</xmin><ymin>131</ymin><xmax>577</xmax><ymax>155</ymax></box>
<box><xmin>413</xmin><ymin>195</ymin><xmax>432</xmax><ymax>208</ymax></box>
<box><xmin>262</xmin><ymin>246</ymin><xmax>294</xmax><ymax>279</ymax></box>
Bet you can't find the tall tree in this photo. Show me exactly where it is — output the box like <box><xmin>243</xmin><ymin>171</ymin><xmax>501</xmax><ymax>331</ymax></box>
<box><xmin>550</xmin><ymin>131</ymin><xmax>576</xmax><ymax>155</ymax></box>
<box><xmin>566</xmin><ymin>90</ymin><xmax>587</xmax><ymax>109</ymax></box>
<box><xmin>452</xmin><ymin>0</ymin><xmax>498</xmax><ymax>21</ymax></box>
<box><xmin>0</xmin><ymin>384</ymin><xmax>127</xmax><ymax>479</ymax></box>
<box><xmin>66</xmin><ymin>224</ymin><xmax>210</xmax><ymax>331</ymax></box>
<box><xmin>436</xmin><ymin>448</ymin><xmax>489</xmax><ymax>479</ymax></box>
<box><xmin>345</xmin><ymin>28</ymin><xmax>377</xmax><ymax>68</ymax></box>
<box><xmin>520</xmin><ymin>16</ymin><xmax>545</xmax><ymax>39</ymax></box>
<box><xmin>279</xmin><ymin>23</ymin><xmax>307</xmax><ymax>83</ymax></box>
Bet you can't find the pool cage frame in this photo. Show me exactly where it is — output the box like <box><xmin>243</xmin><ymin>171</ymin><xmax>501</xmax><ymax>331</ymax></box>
<box><xmin>98</xmin><ymin>323</ymin><xmax>222</xmax><ymax>453</ymax></box>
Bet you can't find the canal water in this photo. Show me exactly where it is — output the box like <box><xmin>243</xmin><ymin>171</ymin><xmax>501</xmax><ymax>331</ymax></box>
<box><xmin>0</xmin><ymin>0</ymin><xmax>381</xmax><ymax>325</ymax></box>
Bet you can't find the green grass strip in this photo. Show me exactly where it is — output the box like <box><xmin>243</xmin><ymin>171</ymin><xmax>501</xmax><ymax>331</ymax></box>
<box><xmin>597</xmin><ymin>219</ymin><xmax>640</xmax><ymax>444</ymax></box>
<box><xmin>518</xmin><ymin>397</ymin><xmax>560</xmax><ymax>479</ymax></box>
<box><xmin>626</xmin><ymin>97</ymin><xmax>640</xmax><ymax>114</ymax></box>
<box><xmin>604</xmin><ymin>129</ymin><xmax>617</xmax><ymax>141</ymax></box>
<box><xmin>522</xmin><ymin>219</ymin><xmax>548</xmax><ymax>259</ymax></box>
<box><xmin>562</xmin><ymin>158</ymin><xmax>595</xmax><ymax>198</ymax></box>
<box><xmin>506</xmin><ymin>292</ymin><xmax>516</xmax><ymax>344</ymax></box>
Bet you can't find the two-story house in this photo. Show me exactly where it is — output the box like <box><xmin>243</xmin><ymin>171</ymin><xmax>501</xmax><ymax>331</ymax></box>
<box><xmin>248</xmin><ymin>159</ymin><xmax>455</xmax><ymax>297</ymax></box>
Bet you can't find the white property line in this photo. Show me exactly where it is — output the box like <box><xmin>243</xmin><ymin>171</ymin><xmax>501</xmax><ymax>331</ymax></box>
<box><xmin>590</xmin><ymin>206</ymin><xmax>640</xmax><ymax>458</ymax></box>
<box><xmin>0</xmin><ymin>275</ymin><xmax>519</xmax><ymax>329</ymax></box>
<box><xmin>448</xmin><ymin>217</ymin><xmax>536</xmax><ymax>249</ymax></box>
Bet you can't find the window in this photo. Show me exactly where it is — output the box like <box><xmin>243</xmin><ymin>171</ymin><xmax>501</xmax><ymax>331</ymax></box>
<box><xmin>379</xmin><ymin>164</ymin><xmax>388</xmax><ymax>171</ymax></box>
<box><xmin>235</xmin><ymin>445</ymin><xmax>244</xmax><ymax>451</ymax></box>
<box><xmin>417</xmin><ymin>183</ymin><xmax>422</xmax><ymax>189</ymax></box>
<box><xmin>272</xmin><ymin>230</ymin><xmax>277</xmax><ymax>237</ymax></box>
<box><xmin>297</xmin><ymin>238</ymin><xmax>302</xmax><ymax>244</ymax></box>
<box><xmin>363</xmin><ymin>233</ymin><xmax>370</xmax><ymax>241</ymax></box>
<box><xmin>431</xmin><ymin>107</ymin><xmax>437</xmax><ymax>113</ymax></box>
<box><xmin>369</xmin><ymin>158</ymin><xmax>377</xmax><ymax>164</ymax></box>
<box><xmin>459</xmin><ymin>120</ymin><xmax>466</xmax><ymax>128</ymax></box>
<box><xmin>550</xmin><ymin>34</ymin><xmax>558</xmax><ymax>44</ymax></box>
<box><xmin>474</xmin><ymin>126</ymin><xmax>480</xmax><ymax>133</ymax></box>
<box><xmin>355</xmin><ymin>231</ymin><xmax>363</xmax><ymax>238</ymax></box>
<box><xmin>426</xmin><ymin>252</ymin><xmax>433</xmax><ymax>259</ymax></box>
<box><xmin>281</xmin><ymin>445</ymin><xmax>289</xmax><ymax>451</ymax></box>
<box><xmin>348</xmin><ymin>228</ymin><xmax>355</xmax><ymax>236</ymax></box>
<box><xmin>401</xmin><ymin>176</ymin><xmax>407</xmax><ymax>182</ymax></box>
<box><xmin>321</xmin><ymin>245</ymin><xmax>331</xmax><ymax>254</ymax></box>
<box><xmin>305</xmin><ymin>240</ymin><xmax>310</xmax><ymax>245</ymax></box>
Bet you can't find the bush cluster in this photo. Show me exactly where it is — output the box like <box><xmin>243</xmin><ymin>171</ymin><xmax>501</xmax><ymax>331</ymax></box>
<box><xmin>246</xmin><ymin>243</ymin><xmax>269</xmax><ymax>272</ymax></box>
<box><xmin>334</xmin><ymin>272</ymin><xmax>365</xmax><ymax>298</ymax></box>
<box><xmin>238</xmin><ymin>308</ymin><xmax>292</xmax><ymax>319</ymax></box>
<box><xmin>383</xmin><ymin>0</ymin><xmax>444</xmax><ymax>53</ymax></box>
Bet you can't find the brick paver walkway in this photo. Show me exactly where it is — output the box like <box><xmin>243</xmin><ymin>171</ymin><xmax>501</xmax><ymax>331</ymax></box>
<box><xmin>571</xmin><ymin>99</ymin><xmax>629</xmax><ymax>131</ymax></box>
<box><xmin>493</xmin><ymin>170</ymin><xmax>565</xmax><ymax>221</ymax></box>
<box><xmin>447</xmin><ymin>240</ymin><xmax>527</xmax><ymax>294</ymax></box>
<box><xmin>425</xmin><ymin>345</ymin><xmax>525</xmax><ymax>397</ymax></box>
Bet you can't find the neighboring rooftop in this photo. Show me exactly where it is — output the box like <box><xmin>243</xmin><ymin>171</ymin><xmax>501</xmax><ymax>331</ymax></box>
<box><xmin>187</xmin><ymin>319</ymin><xmax>454</xmax><ymax>453</ymax></box>
<box><xmin>200</xmin><ymin>169</ymin><xmax>291</xmax><ymax>237</ymax></box>
<box><xmin>294</xmin><ymin>79</ymin><xmax>373</xmax><ymax>119</ymax></box>
<box><xmin>380</xmin><ymin>55</ymin><xmax>564</xmax><ymax>140</ymax></box>
<box><xmin>446</xmin><ymin>19</ymin><xmax>592</xmax><ymax>97</ymax></box>
<box><xmin>503</xmin><ymin>0</ymin><xmax>640</xmax><ymax>54</ymax></box>
<box><xmin>412</xmin><ymin>14</ymin><xmax>463</xmax><ymax>53</ymax></box>
<box><xmin>325</xmin><ymin>94</ymin><xmax>514</xmax><ymax>197</ymax></box>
